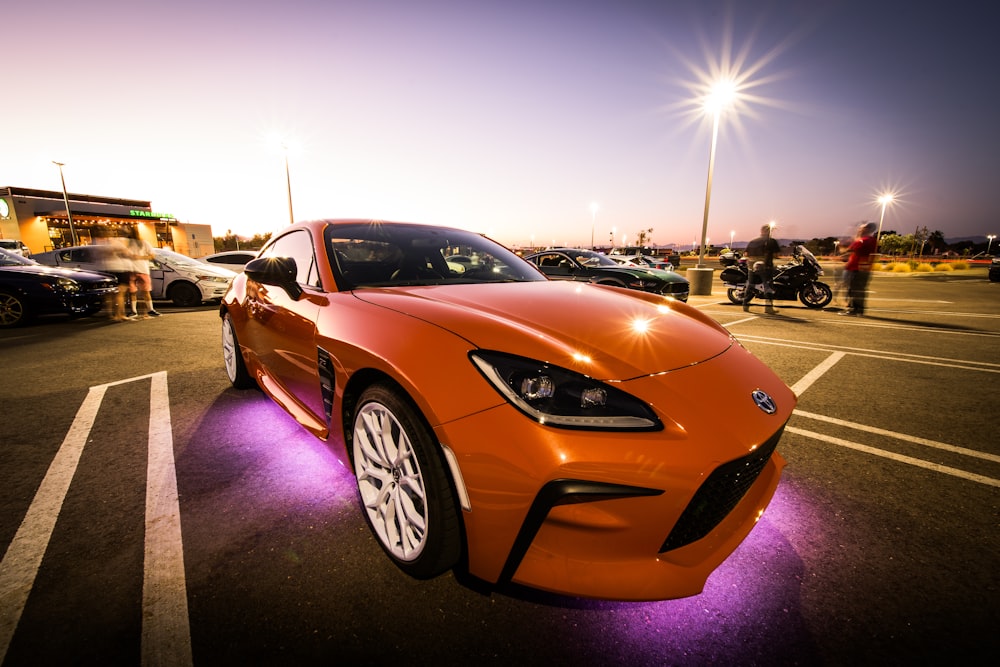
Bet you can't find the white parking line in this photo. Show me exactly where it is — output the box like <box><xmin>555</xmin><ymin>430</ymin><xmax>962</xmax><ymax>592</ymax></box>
<box><xmin>789</xmin><ymin>352</ymin><xmax>845</xmax><ymax>396</ymax></box>
<box><xmin>0</xmin><ymin>373</ymin><xmax>191</xmax><ymax>667</ymax></box>
<box><xmin>738</xmin><ymin>335</ymin><xmax>1000</xmax><ymax>373</ymax></box>
<box><xmin>793</xmin><ymin>409</ymin><xmax>1000</xmax><ymax>464</ymax></box>
<box><xmin>774</xmin><ymin>345</ymin><xmax>1000</xmax><ymax>488</ymax></box>
<box><xmin>0</xmin><ymin>384</ymin><xmax>107</xmax><ymax>661</ymax></box>
<box><xmin>785</xmin><ymin>426</ymin><xmax>1000</xmax><ymax>488</ymax></box>
<box><xmin>142</xmin><ymin>372</ymin><xmax>193</xmax><ymax>667</ymax></box>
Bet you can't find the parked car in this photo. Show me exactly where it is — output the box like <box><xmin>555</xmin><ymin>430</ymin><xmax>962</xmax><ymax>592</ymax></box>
<box><xmin>990</xmin><ymin>257</ymin><xmax>1000</xmax><ymax>282</ymax></box>
<box><xmin>33</xmin><ymin>245</ymin><xmax>236</xmax><ymax>306</ymax></box>
<box><xmin>0</xmin><ymin>239</ymin><xmax>31</xmax><ymax>257</ymax></box>
<box><xmin>610</xmin><ymin>254</ymin><xmax>674</xmax><ymax>271</ymax></box>
<box><xmin>525</xmin><ymin>247</ymin><xmax>689</xmax><ymax>301</ymax></box>
<box><xmin>220</xmin><ymin>219</ymin><xmax>794</xmax><ymax>601</ymax></box>
<box><xmin>200</xmin><ymin>250</ymin><xmax>259</xmax><ymax>273</ymax></box>
<box><xmin>0</xmin><ymin>248</ymin><xmax>117</xmax><ymax>327</ymax></box>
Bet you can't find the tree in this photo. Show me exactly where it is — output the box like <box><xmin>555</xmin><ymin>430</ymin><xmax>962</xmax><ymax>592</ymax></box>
<box><xmin>804</xmin><ymin>236</ymin><xmax>839</xmax><ymax>256</ymax></box>
<box><xmin>927</xmin><ymin>230</ymin><xmax>946</xmax><ymax>255</ymax></box>
<box><xmin>213</xmin><ymin>231</ymin><xmax>271</xmax><ymax>252</ymax></box>
<box><xmin>635</xmin><ymin>228</ymin><xmax>654</xmax><ymax>247</ymax></box>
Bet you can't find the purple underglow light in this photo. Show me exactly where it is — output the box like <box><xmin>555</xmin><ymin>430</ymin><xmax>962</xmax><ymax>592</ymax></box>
<box><xmin>179</xmin><ymin>391</ymin><xmax>358</xmax><ymax>542</ymax></box>
<box><xmin>518</xmin><ymin>481</ymin><xmax>822</xmax><ymax>664</ymax></box>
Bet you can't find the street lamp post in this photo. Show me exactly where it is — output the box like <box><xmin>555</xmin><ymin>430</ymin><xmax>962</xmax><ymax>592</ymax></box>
<box><xmin>52</xmin><ymin>161</ymin><xmax>78</xmax><ymax>246</ymax></box>
<box><xmin>282</xmin><ymin>143</ymin><xmax>295</xmax><ymax>227</ymax></box>
<box><xmin>730</xmin><ymin>229</ymin><xmax>735</xmax><ymax>249</ymax></box>
<box><xmin>987</xmin><ymin>234</ymin><xmax>996</xmax><ymax>255</ymax></box>
<box><xmin>875</xmin><ymin>193</ymin><xmax>894</xmax><ymax>252</ymax></box>
<box><xmin>690</xmin><ymin>80</ymin><xmax>736</xmax><ymax>295</ymax></box>
<box><xmin>590</xmin><ymin>202</ymin><xmax>598</xmax><ymax>250</ymax></box>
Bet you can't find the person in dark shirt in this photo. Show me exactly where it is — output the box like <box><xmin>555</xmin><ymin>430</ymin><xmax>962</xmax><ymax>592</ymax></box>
<box><xmin>743</xmin><ymin>224</ymin><xmax>781</xmax><ymax>314</ymax></box>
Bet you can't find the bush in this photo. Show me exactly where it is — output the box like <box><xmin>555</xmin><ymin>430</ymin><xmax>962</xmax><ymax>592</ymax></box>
<box><xmin>891</xmin><ymin>263</ymin><xmax>912</xmax><ymax>273</ymax></box>
<box><xmin>952</xmin><ymin>261</ymin><xmax>970</xmax><ymax>270</ymax></box>
<box><xmin>934</xmin><ymin>263</ymin><xmax>954</xmax><ymax>272</ymax></box>
<box><xmin>914</xmin><ymin>263</ymin><xmax>934</xmax><ymax>272</ymax></box>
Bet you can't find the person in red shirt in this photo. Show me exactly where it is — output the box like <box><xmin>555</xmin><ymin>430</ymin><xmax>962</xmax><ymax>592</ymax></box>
<box><xmin>839</xmin><ymin>221</ymin><xmax>878</xmax><ymax>316</ymax></box>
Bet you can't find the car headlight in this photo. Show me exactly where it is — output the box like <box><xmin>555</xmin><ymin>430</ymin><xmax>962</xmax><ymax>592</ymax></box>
<box><xmin>470</xmin><ymin>350</ymin><xmax>662</xmax><ymax>431</ymax></box>
<box><xmin>196</xmin><ymin>275</ymin><xmax>231</xmax><ymax>283</ymax></box>
<box><xmin>43</xmin><ymin>277</ymin><xmax>81</xmax><ymax>293</ymax></box>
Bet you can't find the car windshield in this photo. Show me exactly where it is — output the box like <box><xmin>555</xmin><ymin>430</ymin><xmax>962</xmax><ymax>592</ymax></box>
<box><xmin>155</xmin><ymin>248</ymin><xmax>213</xmax><ymax>269</ymax></box>
<box><xmin>572</xmin><ymin>250</ymin><xmax>619</xmax><ymax>267</ymax></box>
<box><xmin>0</xmin><ymin>248</ymin><xmax>36</xmax><ymax>266</ymax></box>
<box><xmin>325</xmin><ymin>222</ymin><xmax>546</xmax><ymax>289</ymax></box>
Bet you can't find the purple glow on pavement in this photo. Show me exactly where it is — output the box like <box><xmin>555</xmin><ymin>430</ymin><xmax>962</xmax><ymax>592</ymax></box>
<box><xmin>506</xmin><ymin>481</ymin><xmax>823</xmax><ymax>664</ymax></box>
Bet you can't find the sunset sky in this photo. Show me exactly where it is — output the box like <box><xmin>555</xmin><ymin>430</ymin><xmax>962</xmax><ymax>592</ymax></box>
<box><xmin>3</xmin><ymin>0</ymin><xmax>996</xmax><ymax>248</ymax></box>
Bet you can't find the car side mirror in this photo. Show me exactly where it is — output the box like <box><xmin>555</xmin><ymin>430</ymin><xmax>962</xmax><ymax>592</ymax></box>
<box><xmin>244</xmin><ymin>256</ymin><xmax>304</xmax><ymax>299</ymax></box>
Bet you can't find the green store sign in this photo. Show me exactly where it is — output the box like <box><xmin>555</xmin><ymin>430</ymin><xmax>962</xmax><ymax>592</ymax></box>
<box><xmin>130</xmin><ymin>209</ymin><xmax>176</xmax><ymax>220</ymax></box>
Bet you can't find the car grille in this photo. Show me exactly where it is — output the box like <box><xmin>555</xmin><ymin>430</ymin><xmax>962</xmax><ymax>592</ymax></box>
<box><xmin>84</xmin><ymin>277</ymin><xmax>118</xmax><ymax>294</ymax></box>
<box><xmin>659</xmin><ymin>427</ymin><xmax>783</xmax><ymax>553</ymax></box>
<box><xmin>660</xmin><ymin>282</ymin><xmax>690</xmax><ymax>298</ymax></box>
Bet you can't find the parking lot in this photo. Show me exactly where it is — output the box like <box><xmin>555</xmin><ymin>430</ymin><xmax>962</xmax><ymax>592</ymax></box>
<box><xmin>0</xmin><ymin>268</ymin><xmax>997</xmax><ymax>666</ymax></box>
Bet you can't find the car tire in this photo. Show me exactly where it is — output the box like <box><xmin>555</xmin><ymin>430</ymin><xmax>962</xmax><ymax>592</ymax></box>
<box><xmin>0</xmin><ymin>291</ymin><xmax>29</xmax><ymax>328</ymax></box>
<box><xmin>350</xmin><ymin>383</ymin><xmax>461</xmax><ymax>579</ymax></box>
<box><xmin>222</xmin><ymin>313</ymin><xmax>256</xmax><ymax>389</ymax></box>
<box><xmin>169</xmin><ymin>281</ymin><xmax>202</xmax><ymax>307</ymax></box>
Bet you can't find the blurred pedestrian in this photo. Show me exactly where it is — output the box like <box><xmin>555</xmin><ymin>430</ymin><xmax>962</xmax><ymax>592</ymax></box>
<box><xmin>743</xmin><ymin>224</ymin><xmax>781</xmax><ymax>315</ymax></box>
<box><xmin>838</xmin><ymin>221</ymin><xmax>878</xmax><ymax>316</ymax></box>
<box><xmin>127</xmin><ymin>235</ymin><xmax>160</xmax><ymax>318</ymax></box>
<box><xmin>95</xmin><ymin>233</ymin><xmax>132</xmax><ymax>322</ymax></box>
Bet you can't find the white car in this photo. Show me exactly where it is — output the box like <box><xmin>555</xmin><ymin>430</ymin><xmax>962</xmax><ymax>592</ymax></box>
<box><xmin>199</xmin><ymin>250</ymin><xmax>258</xmax><ymax>273</ymax></box>
<box><xmin>33</xmin><ymin>246</ymin><xmax>236</xmax><ymax>306</ymax></box>
<box><xmin>0</xmin><ymin>239</ymin><xmax>31</xmax><ymax>257</ymax></box>
<box><xmin>610</xmin><ymin>254</ymin><xmax>674</xmax><ymax>271</ymax></box>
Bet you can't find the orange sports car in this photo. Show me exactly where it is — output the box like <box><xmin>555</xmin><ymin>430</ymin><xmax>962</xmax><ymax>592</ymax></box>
<box><xmin>220</xmin><ymin>219</ymin><xmax>795</xmax><ymax>601</ymax></box>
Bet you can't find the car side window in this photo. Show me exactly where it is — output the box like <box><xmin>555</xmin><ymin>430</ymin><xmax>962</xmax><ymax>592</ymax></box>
<box><xmin>261</xmin><ymin>230</ymin><xmax>321</xmax><ymax>288</ymax></box>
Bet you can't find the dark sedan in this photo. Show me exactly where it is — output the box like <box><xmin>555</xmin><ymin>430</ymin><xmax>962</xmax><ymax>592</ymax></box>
<box><xmin>0</xmin><ymin>248</ymin><xmax>118</xmax><ymax>327</ymax></box>
<box><xmin>990</xmin><ymin>257</ymin><xmax>999</xmax><ymax>282</ymax></box>
<box><xmin>525</xmin><ymin>248</ymin><xmax>690</xmax><ymax>301</ymax></box>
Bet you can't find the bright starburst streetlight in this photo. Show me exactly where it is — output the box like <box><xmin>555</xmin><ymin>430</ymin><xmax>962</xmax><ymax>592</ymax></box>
<box><xmin>987</xmin><ymin>234</ymin><xmax>996</xmax><ymax>255</ymax></box>
<box><xmin>875</xmin><ymin>192</ymin><xmax>895</xmax><ymax>250</ymax></box>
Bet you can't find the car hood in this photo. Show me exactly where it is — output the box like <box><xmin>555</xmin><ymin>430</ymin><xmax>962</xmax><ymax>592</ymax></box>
<box><xmin>352</xmin><ymin>280</ymin><xmax>731</xmax><ymax>380</ymax></box>
<box><xmin>602</xmin><ymin>265</ymin><xmax>686</xmax><ymax>282</ymax></box>
<box><xmin>0</xmin><ymin>264</ymin><xmax>110</xmax><ymax>282</ymax></box>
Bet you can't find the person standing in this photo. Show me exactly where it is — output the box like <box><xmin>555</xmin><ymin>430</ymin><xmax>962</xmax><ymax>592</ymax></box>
<box><xmin>127</xmin><ymin>235</ymin><xmax>160</xmax><ymax>318</ymax></box>
<box><xmin>743</xmin><ymin>224</ymin><xmax>781</xmax><ymax>314</ymax></box>
<box><xmin>839</xmin><ymin>221</ymin><xmax>878</xmax><ymax>316</ymax></box>
<box><xmin>95</xmin><ymin>232</ymin><xmax>132</xmax><ymax>321</ymax></box>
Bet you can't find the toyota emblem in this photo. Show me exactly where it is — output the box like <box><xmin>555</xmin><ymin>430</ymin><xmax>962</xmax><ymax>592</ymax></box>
<box><xmin>751</xmin><ymin>389</ymin><xmax>777</xmax><ymax>414</ymax></box>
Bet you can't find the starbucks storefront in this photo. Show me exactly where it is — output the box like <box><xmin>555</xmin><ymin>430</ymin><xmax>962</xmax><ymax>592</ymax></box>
<box><xmin>0</xmin><ymin>186</ymin><xmax>214</xmax><ymax>258</ymax></box>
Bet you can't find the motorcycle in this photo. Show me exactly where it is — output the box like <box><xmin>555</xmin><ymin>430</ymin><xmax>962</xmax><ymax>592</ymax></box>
<box><xmin>719</xmin><ymin>245</ymin><xmax>833</xmax><ymax>308</ymax></box>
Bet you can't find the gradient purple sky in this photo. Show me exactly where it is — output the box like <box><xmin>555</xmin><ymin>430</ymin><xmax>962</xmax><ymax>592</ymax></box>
<box><xmin>3</xmin><ymin>0</ymin><xmax>996</xmax><ymax>247</ymax></box>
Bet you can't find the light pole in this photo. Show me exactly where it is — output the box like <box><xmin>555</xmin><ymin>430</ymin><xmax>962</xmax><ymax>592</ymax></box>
<box><xmin>590</xmin><ymin>202</ymin><xmax>598</xmax><ymax>249</ymax></box>
<box><xmin>730</xmin><ymin>229</ymin><xmax>735</xmax><ymax>249</ymax></box>
<box><xmin>875</xmin><ymin>193</ymin><xmax>894</xmax><ymax>251</ymax></box>
<box><xmin>987</xmin><ymin>234</ymin><xmax>996</xmax><ymax>255</ymax></box>
<box><xmin>697</xmin><ymin>80</ymin><xmax>735</xmax><ymax>268</ymax></box>
<box><xmin>282</xmin><ymin>142</ymin><xmax>295</xmax><ymax>227</ymax></box>
<box><xmin>52</xmin><ymin>161</ymin><xmax>78</xmax><ymax>246</ymax></box>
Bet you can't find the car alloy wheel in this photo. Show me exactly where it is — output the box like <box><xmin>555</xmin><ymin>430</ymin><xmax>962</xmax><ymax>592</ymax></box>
<box><xmin>0</xmin><ymin>291</ymin><xmax>27</xmax><ymax>327</ymax></box>
<box><xmin>221</xmin><ymin>313</ymin><xmax>256</xmax><ymax>389</ymax></box>
<box><xmin>351</xmin><ymin>383</ymin><xmax>460</xmax><ymax>578</ymax></box>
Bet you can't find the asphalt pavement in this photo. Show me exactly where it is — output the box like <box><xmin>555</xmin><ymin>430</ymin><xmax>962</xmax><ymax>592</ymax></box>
<box><xmin>0</xmin><ymin>268</ymin><xmax>997</xmax><ymax>666</ymax></box>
